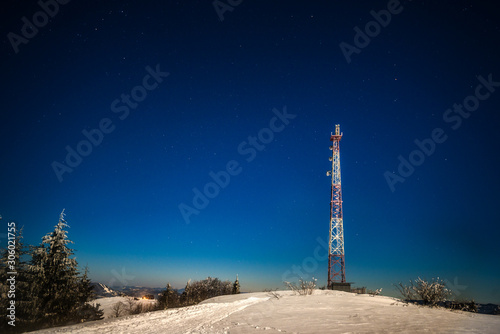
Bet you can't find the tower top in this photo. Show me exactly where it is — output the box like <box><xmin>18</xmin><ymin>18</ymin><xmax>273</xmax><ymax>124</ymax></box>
<box><xmin>330</xmin><ymin>124</ymin><xmax>342</xmax><ymax>141</ymax></box>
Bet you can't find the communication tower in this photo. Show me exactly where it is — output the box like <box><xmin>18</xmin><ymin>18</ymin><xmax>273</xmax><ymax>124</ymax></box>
<box><xmin>326</xmin><ymin>124</ymin><xmax>348</xmax><ymax>289</ymax></box>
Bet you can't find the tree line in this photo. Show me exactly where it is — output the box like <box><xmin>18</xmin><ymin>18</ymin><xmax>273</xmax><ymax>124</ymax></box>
<box><xmin>156</xmin><ymin>275</ymin><xmax>240</xmax><ymax>310</ymax></box>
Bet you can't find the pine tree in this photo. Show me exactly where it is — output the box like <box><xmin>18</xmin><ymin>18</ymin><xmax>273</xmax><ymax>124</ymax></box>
<box><xmin>180</xmin><ymin>280</ymin><xmax>192</xmax><ymax>306</ymax></box>
<box><xmin>232</xmin><ymin>275</ymin><xmax>240</xmax><ymax>294</ymax></box>
<box><xmin>166</xmin><ymin>283</ymin><xmax>173</xmax><ymax>308</ymax></box>
<box><xmin>29</xmin><ymin>210</ymin><xmax>103</xmax><ymax>328</ymax></box>
<box><xmin>158</xmin><ymin>283</ymin><xmax>180</xmax><ymax>310</ymax></box>
<box><xmin>29</xmin><ymin>210</ymin><xmax>78</xmax><ymax>326</ymax></box>
<box><xmin>167</xmin><ymin>283</ymin><xmax>180</xmax><ymax>308</ymax></box>
<box><xmin>27</xmin><ymin>241</ymin><xmax>48</xmax><ymax>326</ymax></box>
<box><xmin>157</xmin><ymin>283</ymin><xmax>168</xmax><ymax>310</ymax></box>
<box><xmin>73</xmin><ymin>267</ymin><xmax>104</xmax><ymax>322</ymax></box>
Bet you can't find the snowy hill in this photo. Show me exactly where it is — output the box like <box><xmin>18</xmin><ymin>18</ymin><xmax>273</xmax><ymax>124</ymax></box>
<box><xmin>31</xmin><ymin>290</ymin><xmax>500</xmax><ymax>333</ymax></box>
<box><xmin>91</xmin><ymin>283</ymin><xmax>121</xmax><ymax>298</ymax></box>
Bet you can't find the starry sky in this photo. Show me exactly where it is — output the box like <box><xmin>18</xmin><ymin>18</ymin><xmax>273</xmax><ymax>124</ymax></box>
<box><xmin>1</xmin><ymin>1</ymin><xmax>500</xmax><ymax>303</ymax></box>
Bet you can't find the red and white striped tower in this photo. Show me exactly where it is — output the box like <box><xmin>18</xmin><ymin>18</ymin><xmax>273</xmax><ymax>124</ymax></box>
<box><xmin>327</xmin><ymin>124</ymin><xmax>346</xmax><ymax>287</ymax></box>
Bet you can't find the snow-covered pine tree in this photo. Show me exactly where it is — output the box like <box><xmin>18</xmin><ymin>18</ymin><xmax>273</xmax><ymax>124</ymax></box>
<box><xmin>29</xmin><ymin>210</ymin><xmax>102</xmax><ymax>327</ymax></box>
<box><xmin>25</xmin><ymin>236</ymin><xmax>47</xmax><ymax>329</ymax></box>
<box><xmin>180</xmin><ymin>280</ymin><xmax>192</xmax><ymax>306</ymax></box>
<box><xmin>29</xmin><ymin>210</ymin><xmax>79</xmax><ymax>326</ymax></box>
<box><xmin>157</xmin><ymin>283</ymin><xmax>180</xmax><ymax>310</ymax></box>
<box><xmin>157</xmin><ymin>283</ymin><xmax>169</xmax><ymax>310</ymax></box>
<box><xmin>165</xmin><ymin>283</ymin><xmax>173</xmax><ymax>308</ymax></box>
<box><xmin>232</xmin><ymin>275</ymin><xmax>240</xmax><ymax>294</ymax></box>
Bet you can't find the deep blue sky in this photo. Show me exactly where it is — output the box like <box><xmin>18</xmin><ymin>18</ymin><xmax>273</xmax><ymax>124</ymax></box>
<box><xmin>1</xmin><ymin>1</ymin><xmax>499</xmax><ymax>303</ymax></box>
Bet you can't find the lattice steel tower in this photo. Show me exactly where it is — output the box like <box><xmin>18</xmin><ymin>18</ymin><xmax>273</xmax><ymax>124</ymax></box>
<box><xmin>327</xmin><ymin>124</ymin><xmax>346</xmax><ymax>287</ymax></box>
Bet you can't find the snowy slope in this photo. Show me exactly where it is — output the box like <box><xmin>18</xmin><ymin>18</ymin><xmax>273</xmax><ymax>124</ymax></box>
<box><xmin>31</xmin><ymin>290</ymin><xmax>500</xmax><ymax>333</ymax></box>
<box><xmin>91</xmin><ymin>283</ymin><xmax>120</xmax><ymax>298</ymax></box>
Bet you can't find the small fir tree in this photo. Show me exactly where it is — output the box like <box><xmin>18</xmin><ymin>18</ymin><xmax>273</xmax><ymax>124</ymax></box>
<box><xmin>232</xmin><ymin>275</ymin><xmax>240</xmax><ymax>294</ymax></box>
<box><xmin>158</xmin><ymin>283</ymin><xmax>179</xmax><ymax>309</ymax></box>
<box><xmin>180</xmin><ymin>280</ymin><xmax>192</xmax><ymax>306</ymax></box>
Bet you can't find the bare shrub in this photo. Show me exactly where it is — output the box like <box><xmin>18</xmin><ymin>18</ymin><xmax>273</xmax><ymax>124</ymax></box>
<box><xmin>414</xmin><ymin>277</ymin><xmax>451</xmax><ymax>305</ymax></box>
<box><xmin>368</xmin><ymin>288</ymin><xmax>382</xmax><ymax>297</ymax></box>
<box><xmin>395</xmin><ymin>281</ymin><xmax>415</xmax><ymax>302</ymax></box>
<box><xmin>269</xmin><ymin>291</ymin><xmax>281</xmax><ymax>299</ymax></box>
<box><xmin>395</xmin><ymin>277</ymin><xmax>451</xmax><ymax>306</ymax></box>
<box><xmin>141</xmin><ymin>301</ymin><xmax>156</xmax><ymax>313</ymax></box>
<box><xmin>125</xmin><ymin>297</ymin><xmax>142</xmax><ymax>315</ymax></box>
<box><xmin>284</xmin><ymin>277</ymin><xmax>317</xmax><ymax>295</ymax></box>
<box><xmin>110</xmin><ymin>301</ymin><xmax>126</xmax><ymax>318</ymax></box>
<box><xmin>264</xmin><ymin>289</ymin><xmax>281</xmax><ymax>299</ymax></box>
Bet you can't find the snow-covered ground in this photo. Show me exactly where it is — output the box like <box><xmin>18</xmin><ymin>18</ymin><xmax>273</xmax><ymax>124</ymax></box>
<box><xmin>91</xmin><ymin>296</ymin><xmax>157</xmax><ymax>319</ymax></box>
<box><xmin>31</xmin><ymin>290</ymin><xmax>500</xmax><ymax>333</ymax></box>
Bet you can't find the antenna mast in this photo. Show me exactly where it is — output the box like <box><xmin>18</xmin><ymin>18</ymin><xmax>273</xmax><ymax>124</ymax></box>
<box><xmin>327</xmin><ymin>124</ymin><xmax>346</xmax><ymax>287</ymax></box>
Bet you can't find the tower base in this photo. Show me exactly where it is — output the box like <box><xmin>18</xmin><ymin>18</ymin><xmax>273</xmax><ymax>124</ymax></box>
<box><xmin>329</xmin><ymin>282</ymin><xmax>351</xmax><ymax>292</ymax></box>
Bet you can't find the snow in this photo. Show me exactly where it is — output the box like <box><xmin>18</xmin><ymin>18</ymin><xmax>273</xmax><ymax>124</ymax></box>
<box><xmin>90</xmin><ymin>296</ymin><xmax>128</xmax><ymax>318</ymax></box>
<box><xmin>91</xmin><ymin>296</ymin><xmax>157</xmax><ymax>319</ymax></box>
<box><xmin>102</xmin><ymin>285</ymin><xmax>112</xmax><ymax>294</ymax></box>
<box><xmin>91</xmin><ymin>283</ymin><xmax>120</xmax><ymax>298</ymax></box>
<box><xmin>31</xmin><ymin>290</ymin><xmax>500</xmax><ymax>333</ymax></box>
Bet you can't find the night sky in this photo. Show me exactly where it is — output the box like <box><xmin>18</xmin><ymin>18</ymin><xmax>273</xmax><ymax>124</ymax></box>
<box><xmin>1</xmin><ymin>1</ymin><xmax>499</xmax><ymax>303</ymax></box>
